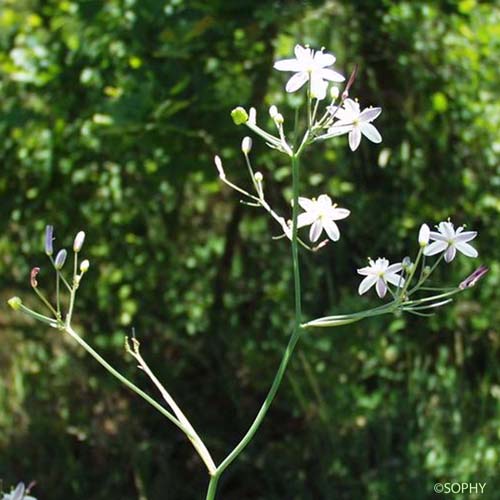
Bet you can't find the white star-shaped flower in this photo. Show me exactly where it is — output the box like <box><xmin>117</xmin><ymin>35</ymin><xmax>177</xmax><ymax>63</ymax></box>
<box><xmin>297</xmin><ymin>194</ymin><xmax>350</xmax><ymax>242</ymax></box>
<box><xmin>357</xmin><ymin>258</ymin><xmax>405</xmax><ymax>298</ymax></box>
<box><xmin>325</xmin><ymin>98</ymin><xmax>382</xmax><ymax>151</ymax></box>
<box><xmin>274</xmin><ymin>44</ymin><xmax>345</xmax><ymax>100</ymax></box>
<box><xmin>423</xmin><ymin>221</ymin><xmax>478</xmax><ymax>263</ymax></box>
<box><xmin>2</xmin><ymin>483</ymin><xmax>37</xmax><ymax>500</ymax></box>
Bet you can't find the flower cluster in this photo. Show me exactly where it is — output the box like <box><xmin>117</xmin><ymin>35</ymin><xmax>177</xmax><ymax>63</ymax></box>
<box><xmin>356</xmin><ymin>220</ymin><xmax>480</xmax><ymax>300</ymax></box>
<box><xmin>8</xmin><ymin>226</ymin><xmax>90</xmax><ymax>329</ymax></box>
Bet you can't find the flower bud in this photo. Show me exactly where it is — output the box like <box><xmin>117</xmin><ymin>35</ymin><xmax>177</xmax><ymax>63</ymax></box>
<box><xmin>254</xmin><ymin>172</ymin><xmax>263</xmax><ymax>183</ymax></box>
<box><xmin>231</xmin><ymin>107</ymin><xmax>248</xmax><ymax>125</ymax></box>
<box><xmin>73</xmin><ymin>231</ymin><xmax>85</xmax><ymax>252</ymax></box>
<box><xmin>214</xmin><ymin>155</ymin><xmax>225</xmax><ymax>179</ymax></box>
<box><xmin>330</xmin><ymin>86</ymin><xmax>340</xmax><ymax>99</ymax></box>
<box><xmin>80</xmin><ymin>259</ymin><xmax>90</xmax><ymax>273</ymax></box>
<box><xmin>54</xmin><ymin>249</ymin><xmax>67</xmax><ymax>270</ymax></box>
<box><xmin>241</xmin><ymin>137</ymin><xmax>252</xmax><ymax>154</ymax></box>
<box><xmin>274</xmin><ymin>113</ymin><xmax>284</xmax><ymax>125</ymax></box>
<box><xmin>418</xmin><ymin>223</ymin><xmax>430</xmax><ymax>247</ymax></box>
<box><xmin>402</xmin><ymin>257</ymin><xmax>412</xmax><ymax>272</ymax></box>
<box><xmin>31</xmin><ymin>267</ymin><xmax>40</xmax><ymax>288</ymax></box>
<box><xmin>45</xmin><ymin>225</ymin><xmax>54</xmax><ymax>256</ymax></box>
<box><xmin>269</xmin><ymin>105</ymin><xmax>278</xmax><ymax>119</ymax></box>
<box><xmin>249</xmin><ymin>107</ymin><xmax>257</xmax><ymax>125</ymax></box>
<box><xmin>459</xmin><ymin>265</ymin><xmax>488</xmax><ymax>290</ymax></box>
<box><xmin>8</xmin><ymin>296</ymin><xmax>22</xmax><ymax>310</ymax></box>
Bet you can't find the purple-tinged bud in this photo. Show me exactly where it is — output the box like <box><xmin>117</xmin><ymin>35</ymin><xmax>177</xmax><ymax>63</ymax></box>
<box><xmin>73</xmin><ymin>231</ymin><xmax>85</xmax><ymax>252</ymax></box>
<box><xmin>31</xmin><ymin>267</ymin><xmax>40</xmax><ymax>288</ymax></box>
<box><xmin>402</xmin><ymin>257</ymin><xmax>413</xmax><ymax>273</ymax></box>
<box><xmin>54</xmin><ymin>249</ymin><xmax>67</xmax><ymax>270</ymax></box>
<box><xmin>8</xmin><ymin>297</ymin><xmax>22</xmax><ymax>310</ymax></box>
<box><xmin>459</xmin><ymin>265</ymin><xmax>488</xmax><ymax>290</ymax></box>
<box><xmin>45</xmin><ymin>225</ymin><xmax>54</xmax><ymax>256</ymax></box>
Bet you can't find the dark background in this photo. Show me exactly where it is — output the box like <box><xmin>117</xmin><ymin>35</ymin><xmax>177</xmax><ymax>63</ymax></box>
<box><xmin>1</xmin><ymin>0</ymin><xmax>499</xmax><ymax>499</ymax></box>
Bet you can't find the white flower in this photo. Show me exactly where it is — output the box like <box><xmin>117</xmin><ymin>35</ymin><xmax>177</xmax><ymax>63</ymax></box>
<box><xmin>418</xmin><ymin>223</ymin><xmax>430</xmax><ymax>247</ymax></box>
<box><xmin>326</xmin><ymin>98</ymin><xmax>382</xmax><ymax>151</ymax></box>
<box><xmin>357</xmin><ymin>258</ymin><xmax>406</xmax><ymax>298</ymax></box>
<box><xmin>2</xmin><ymin>483</ymin><xmax>37</xmax><ymax>500</ymax></box>
<box><xmin>297</xmin><ymin>194</ymin><xmax>350</xmax><ymax>242</ymax></box>
<box><xmin>274</xmin><ymin>44</ymin><xmax>345</xmax><ymax>100</ymax></box>
<box><xmin>423</xmin><ymin>221</ymin><xmax>478</xmax><ymax>263</ymax></box>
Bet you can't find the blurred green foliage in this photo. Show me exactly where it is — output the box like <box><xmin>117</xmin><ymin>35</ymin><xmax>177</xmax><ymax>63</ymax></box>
<box><xmin>0</xmin><ymin>0</ymin><xmax>499</xmax><ymax>498</ymax></box>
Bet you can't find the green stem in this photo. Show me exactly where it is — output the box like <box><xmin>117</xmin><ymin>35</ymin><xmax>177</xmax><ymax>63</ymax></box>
<box><xmin>205</xmin><ymin>475</ymin><xmax>219</xmax><ymax>500</ymax></box>
<box><xmin>64</xmin><ymin>325</ymin><xmax>192</xmax><ymax>438</ymax></box>
<box><xmin>205</xmin><ymin>154</ymin><xmax>304</xmax><ymax>499</ymax></box>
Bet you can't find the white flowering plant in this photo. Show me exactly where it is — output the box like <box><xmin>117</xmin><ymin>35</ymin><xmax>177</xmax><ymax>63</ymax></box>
<box><xmin>7</xmin><ymin>44</ymin><xmax>487</xmax><ymax>499</ymax></box>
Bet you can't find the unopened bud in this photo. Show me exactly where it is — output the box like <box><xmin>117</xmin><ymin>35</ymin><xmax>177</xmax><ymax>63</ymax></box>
<box><xmin>231</xmin><ymin>107</ymin><xmax>248</xmax><ymax>125</ymax></box>
<box><xmin>269</xmin><ymin>105</ymin><xmax>278</xmax><ymax>119</ymax></box>
<box><xmin>8</xmin><ymin>297</ymin><xmax>22</xmax><ymax>310</ymax></box>
<box><xmin>214</xmin><ymin>155</ymin><xmax>225</xmax><ymax>179</ymax></box>
<box><xmin>254</xmin><ymin>172</ymin><xmax>263</xmax><ymax>183</ymax></box>
<box><xmin>31</xmin><ymin>267</ymin><xmax>40</xmax><ymax>288</ymax></box>
<box><xmin>45</xmin><ymin>225</ymin><xmax>54</xmax><ymax>256</ymax></box>
<box><xmin>80</xmin><ymin>259</ymin><xmax>90</xmax><ymax>273</ymax></box>
<box><xmin>418</xmin><ymin>223</ymin><xmax>430</xmax><ymax>247</ymax></box>
<box><xmin>402</xmin><ymin>257</ymin><xmax>412</xmax><ymax>270</ymax></box>
<box><xmin>274</xmin><ymin>113</ymin><xmax>284</xmax><ymax>125</ymax></box>
<box><xmin>241</xmin><ymin>137</ymin><xmax>252</xmax><ymax>154</ymax></box>
<box><xmin>54</xmin><ymin>249</ymin><xmax>67</xmax><ymax>270</ymax></box>
<box><xmin>249</xmin><ymin>107</ymin><xmax>256</xmax><ymax>124</ymax></box>
<box><xmin>459</xmin><ymin>265</ymin><xmax>488</xmax><ymax>290</ymax></box>
<box><xmin>73</xmin><ymin>231</ymin><xmax>85</xmax><ymax>252</ymax></box>
<box><xmin>330</xmin><ymin>86</ymin><xmax>340</xmax><ymax>99</ymax></box>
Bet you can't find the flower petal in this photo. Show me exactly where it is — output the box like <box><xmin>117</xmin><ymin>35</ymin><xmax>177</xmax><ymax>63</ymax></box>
<box><xmin>438</xmin><ymin>221</ymin><xmax>455</xmax><ymax>239</ymax></box>
<box><xmin>273</xmin><ymin>58</ymin><xmax>304</xmax><ymax>72</ymax></box>
<box><xmin>331</xmin><ymin>107</ymin><xmax>353</xmax><ymax>122</ymax></box>
<box><xmin>360</xmin><ymin>122</ymin><xmax>382</xmax><ymax>143</ymax></box>
<box><xmin>298</xmin><ymin>196</ymin><xmax>316</xmax><ymax>212</ymax></box>
<box><xmin>349</xmin><ymin>127</ymin><xmax>362</xmax><ymax>151</ymax></box>
<box><xmin>455</xmin><ymin>241</ymin><xmax>478</xmax><ymax>258</ymax></box>
<box><xmin>322</xmin><ymin>219</ymin><xmax>340</xmax><ymax>241</ymax></box>
<box><xmin>385</xmin><ymin>272</ymin><xmax>405</xmax><ymax>287</ymax></box>
<box><xmin>310</xmin><ymin>73</ymin><xmax>328</xmax><ymax>100</ymax></box>
<box><xmin>314</xmin><ymin>50</ymin><xmax>336</xmax><ymax>67</ymax></box>
<box><xmin>444</xmin><ymin>245</ymin><xmax>456</xmax><ymax>263</ymax></box>
<box><xmin>344</xmin><ymin>99</ymin><xmax>360</xmax><ymax>116</ymax></box>
<box><xmin>317</xmin><ymin>194</ymin><xmax>332</xmax><ymax>208</ymax></box>
<box><xmin>454</xmin><ymin>230</ymin><xmax>477</xmax><ymax>243</ymax></box>
<box><xmin>286</xmin><ymin>72</ymin><xmax>309</xmax><ymax>93</ymax></box>
<box><xmin>330</xmin><ymin>207</ymin><xmax>350</xmax><ymax>220</ymax></box>
<box><xmin>294</xmin><ymin>44</ymin><xmax>311</xmax><ymax>61</ymax></box>
<box><xmin>357</xmin><ymin>265</ymin><xmax>373</xmax><ymax>276</ymax></box>
<box><xmin>358</xmin><ymin>275</ymin><xmax>377</xmax><ymax>295</ymax></box>
<box><xmin>423</xmin><ymin>240</ymin><xmax>448</xmax><ymax>256</ymax></box>
<box><xmin>429</xmin><ymin>231</ymin><xmax>447</xmax><ymax>242</ymax></box>
<box><xmin>309</xmin><ymin>219</ymin><xmax>323</xmax><ymax>242</ymax></box>
<box><xmin>326</xmin><ymin>124</ymin><xmax>353</xmax><ymax>137</ymax></box>
<box><xmin>297</xmin><ymin>212</ymin><xmax>317</xmax><ymax>228</ymax></box>
<box><xmin>359</xmin><ymin>107</ymin><xmax>382</xmax><ymax>122</ymax></box>
<box><xmin>319</xmin><ymin>68</ymin><xmax>345</xmax><ymax>82</ymax></box>
<box><xmin>386</xmin><ymin>263</ymin><xmax>403</xmax><ymax>273</ymax></box>
<box><xmin>376</xmin><ymin>278</ymin><xmax>387</xmax><ymax>298</ymax></box>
